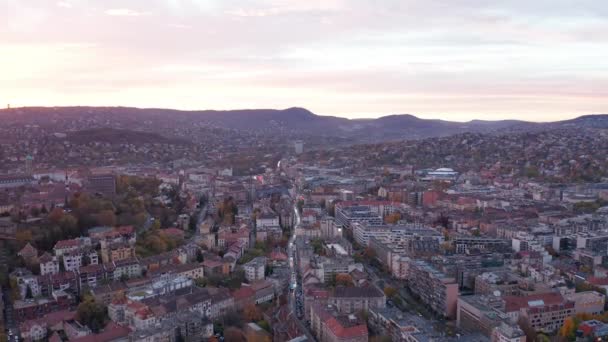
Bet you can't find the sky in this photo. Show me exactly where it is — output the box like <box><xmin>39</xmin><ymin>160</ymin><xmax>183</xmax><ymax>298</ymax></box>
<box><xmin>1</xmin><ymin>0</ymin><xmax>607</xmax><ymax>121</ymax></box>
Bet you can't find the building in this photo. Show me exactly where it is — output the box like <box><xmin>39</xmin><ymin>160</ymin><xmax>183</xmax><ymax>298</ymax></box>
<box><xmin>310</xmin><ymin>304</ymin><xmax>368</xmax><ymax>342</ymax></box>
<box><xmin>328</xmin><ymin>286</ymin><xmax>386</xmax><ymax>314</ymax></box>
<box><xmin>504</xmin><ymin>292</ymin><xmax>574</xmax><ymax>333</ymax></box>
<box><xmin>320</xmin><ymin>217</ymin><xmax>342</xmax><ymax>239</ymax></box>
<box><xmin>18</xmin><ymin>243</ymin><xmax>39</xmax><ymax>264</ymax></box>
<box><xmin>243</xmin><ymin>257</ymin><xmax>267</xmax><ymax>282</ymax></box>
<box><xmin>62</xmin><ymin>249</ymin><xmax>98</xmax><ymax>272</ymax></box>
<box><xmin>0</xmin><ymin>174</ymin><xmax>36</xmax><ymax>189</ymax></box>
<box><xmin>457</xmin><ymin>294</ymin><xmax>518</xmax><ymax>338</ymax></box>
<box><xmin>101</xmin><ymin>240</ymin><xmax>136</xmax><ymax>264</ymax></box>
<box><xmin>409</xmin><ymin>260</ymin><xmax>459</xmax><ymax>319</ymax></box>
<box><xmin>294</xmin><ymin>140</ymin><xmax>304</xmax><ymax>155</ymax></box>
<box><xmin>13</xmin><ymin>291</ymin><xmax>74</xmax><ymax>323</ymax></box>
<box><xmin>420</xmin><ymin>168</ymin><xmax>459</xmax><ymax>182</ymax></box>
<box><xmin>335</xmin><ymin>206</ymin><xmax>383</xmax><ymax>231</ymax></box>
<box><xmin>492</xmin><ymin>322</ymin><xmax>527</xmax><ymax>342</ymax></box>
<box><xmin>39</xmin><ymin>253</ymin><xmax>60</xmax><ymax>276</ymax></box>
<box><xmin>564</xmin><ymin>291</ymin><xmax>605</xmax><ymax>315</ymax></box>
<box><xmin>86</xmin><ymin>173</ymin><xmax>117</xmax><ymax>197</ymax></box>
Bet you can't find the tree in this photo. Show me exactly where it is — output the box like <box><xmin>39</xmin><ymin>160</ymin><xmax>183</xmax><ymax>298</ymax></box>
<box><xmin>384</xmin><ymin>286</ymin><xmax>397</xmax><ymax>298</ymax></box>
<box><xmin>385</xmin><ymin>212</ymin><xmax>402</xmax><ymax>224</ymax></box>
<box><xmin>559</xmin><ymin>316</ymin><xmax>580</xmax><ymax>340</ymax></box>
<box><xmin>518</xmin><ymin>316</ymin><xmax>536</xmax><ymax>342</ymax></box>
<box><xmin>243</xmin><ymin>303</ymin><xmax>262</xmax><ymax>321</ymax></box>
<box><xmin>335</xmin><ymin>273</ymin><xmax>354</xmax><ymax>287</ymax></box>
<box><xmin>29</xmin><ymin>207</ymin><xmax>40</xmax><ymax>217</ymax></box>
<box><xmin>76</xmin><ymin>295</ymin><xmax>108</xmax><ymax>333</ymax></box>
<box><xmin>48</xmin><ymin>207</ymin><xmax>65</xmax><ymax>224</ymax></box>
<box><xmin>15</xmin><ymin>230</ymin><xmax>33</xmax><ymax>243</ymax></box>
<box><xmin>25</xmin><ymin>285</ymin><xmax>33</xmax><ymax>299</ymax></box>
<box><xmin>364</xmin><ymin>247</ymin><xmax>376</xmax><ymax>259</ymax></box>
<box><xmin>96</xmin><ymin>210</ymin><xmax>117</xmax><ymax>227</ymax></box>
<box><xmin>224</xmin><ymin>327</ymin><xmax>245</xmax><ymax>342</ymax></box>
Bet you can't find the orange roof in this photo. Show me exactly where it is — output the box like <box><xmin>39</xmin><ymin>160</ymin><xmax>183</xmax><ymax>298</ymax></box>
<box><xmin>503</xmin><ymin>292</ymin><xmax>567</xmax><ymax>312</ymax></box>
<box><xmin>232</xmin><ymin>287</ymin><xmax>255</xmax><ymax>300</ymax></box>
<box><xmin>18</xmin><ymin>243</ymin><xmax>38</xmax><ymax>256</ymax></box>
<box><xmin>326</xmin><ymin>317</ymin><xmax>368</xmax><ymax>339</ymax></box>
<box><xmin>70</xmin><ymin>322</ymin><xmax>131</xmax><ymax>342</ymax></box>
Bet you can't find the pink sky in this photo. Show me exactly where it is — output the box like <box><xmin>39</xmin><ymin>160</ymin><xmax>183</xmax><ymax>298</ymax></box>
<box><xmin>1</xmin><ymin>0</ymin><xmax>607</xmax><ymax>121</ymax></box>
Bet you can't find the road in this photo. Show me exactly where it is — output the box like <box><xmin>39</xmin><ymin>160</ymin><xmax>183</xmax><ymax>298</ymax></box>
<box><xmin>287</xmin><ymin>196</ymin><xmax>316</xmax><ymax>341</ymax></box>
<box><xmin>2</xmin><ymin>288</ymin><xmax>17</xmax><ymax>342</ymax></box>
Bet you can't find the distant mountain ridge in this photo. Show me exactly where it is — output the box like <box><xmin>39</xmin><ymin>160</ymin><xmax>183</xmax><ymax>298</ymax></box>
<box><xmin>1</xmin><ymin>106</ymin><xmax>606</xmax><ymax>143</ymax></box>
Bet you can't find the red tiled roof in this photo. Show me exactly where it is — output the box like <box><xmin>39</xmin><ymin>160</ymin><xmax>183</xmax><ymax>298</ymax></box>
<box><xmin>18</xmin><ymin>243</ymin><xmax>38</xmax><ymax>256</ymax></box>
<box><xmin>503</xmin><ymin>292</ymin><xmax>567</xmax><ymax>312</ymax></box>
<box><xmin>161</xmin><ymin>228</ymin><xmax>185</xmax><ymax>238</ymax></box>
<box><xmin>232</xmin><ymin>287</ymin><xmax>255</xmax><ymax>300</ymax></box>
<box><xmin>70</xmin><ymin>322</ymin><xmax>131</xmax><ymax>342</ymax></box>
<box><xmin>39</xmin><ymin>252</ymin><xmax>54</xmax><ymax>263</ymax></box>
<box><xmin>588</xmin><ymin>276</ymin><xmax>608</xmax><ymax>286</ymax></box>
<box><xmin>270</xmin><ymin>250</ymin><xmax>288</xmax><ymax>261</ymax></box>
<box><xmin>326</xmin><ymin>317</ymin><xmax>368</xmax><ymax>339</ymax></box>
<box><xmin>54</xmin><ymin>239</ymin><xmax>80</xmax><ymax>250</ymax></box>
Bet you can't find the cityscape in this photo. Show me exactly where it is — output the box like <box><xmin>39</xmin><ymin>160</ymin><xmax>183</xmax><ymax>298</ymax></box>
<box><xmin>2</xmin><ymin>1</ymin><xmax>608</xmax><ymax>342</ymax></box>
<box><xmin>0</xmin><ymin>108</ymin><xmax>607</xmax><ymax>342</ymax></box>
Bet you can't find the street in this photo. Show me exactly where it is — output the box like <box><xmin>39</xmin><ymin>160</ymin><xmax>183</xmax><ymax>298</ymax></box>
<box><xmin>287</xmin><ymin>196</ymin><xmax>316</xmax><ymax>341</ymax></box>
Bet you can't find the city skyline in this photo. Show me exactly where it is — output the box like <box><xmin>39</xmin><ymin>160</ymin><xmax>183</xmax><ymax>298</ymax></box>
<box><xmin>2</xmin><ymin>0</ymin><xmax>608</xmax><ymax>121</ymax></box>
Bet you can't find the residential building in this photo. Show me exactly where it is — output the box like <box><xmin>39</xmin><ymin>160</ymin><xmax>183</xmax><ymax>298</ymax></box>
<box><xmin>328</xmin><ymin>285</ymin><xmax>386</xmax><ymax>314</ymax></box>
<box><xmin>39</xmin><ymin>252</ymin><xmax>60</xmax><ymax>276</ymax></box>
<box><xmin>243</xmin><ymin>257</ymin><xmax>267</xmax><ymax>282</ymax></box>
<box><xmin>310</xmin><ymin>303</ymin><xmax>368</xmax><ymax>342</ymax></box>
<box><xmin>408</xmin><ymin>260</ymin><xmax>459</xmax><ymax>319</ymax></box>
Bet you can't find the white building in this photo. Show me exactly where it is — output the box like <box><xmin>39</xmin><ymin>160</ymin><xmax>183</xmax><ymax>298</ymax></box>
<box><xmin>39</xmin><ymin>253</ymin><xmax>60</xmax><ymax>276</ymax></box>
<box><xmin>294</xmin><ymin>140</ymin><xmax>304</xmax><ymax>155</ymax></box>
<box><xmin>244</xmin><ymin>257</ymin><xmax>267</xmax><ymax>282</ymax></box>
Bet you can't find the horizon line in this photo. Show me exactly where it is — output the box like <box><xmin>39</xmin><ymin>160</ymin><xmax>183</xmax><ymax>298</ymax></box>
<box><xmin>1</xmin><ymin>104</ymin><xmax>605</xmax><ymax>124</ymax></box>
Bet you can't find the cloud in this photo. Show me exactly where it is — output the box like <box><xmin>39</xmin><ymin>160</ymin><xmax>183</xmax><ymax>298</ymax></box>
<box><xmin>167</xmin><ymin>24</ymin><xmax>191</xmax><ymax>29</ymax></box>
<box><xmin>56</xmin><ymin>1</ymin><xmax>72</xmax><ymax>8</ymax></box>
<box><xmin>225</xmin><ymin>8</ymin><xmax>282</xmax><ymax>17</ymax></box>
<box><xmin>104</xmin><ymin>8</ymin><xmax>150</xmax><ymax>17</ymax></box>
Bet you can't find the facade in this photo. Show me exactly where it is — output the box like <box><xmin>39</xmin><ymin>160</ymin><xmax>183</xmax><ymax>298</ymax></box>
<box><xmin>101</xmin><ymin>240</ymin><xmax>136</xmax><ymax>264</ymax></box>
<box><xmin>86</xmin><ymin>173</ymin><xmax>117</xmax><ymax>197</ymax></box>
<box><xmin>328</xmin><ymin>286</ymin><xmax>386</xmax><ymax>314</ymax></box>
<box><xmin>504</xmin><ymin>292</ymin><xmax>575</xmax><ymax>333</ymax></box>
<box><xmin>243</xmin><ymin>257</ymin><xmax>267</xmax><ymax>282</ymax></box>
<box><xmin>408</xmin><ymin>260</ymin><xmax>459</xmax><ymax>319</ymax></box>
<box><xmin>39</xmin><ymin>253</ymin><xmax>60</xmax><ymax>276</ymax></box>
<box><xmin>335</xmin><ymin>206</ymin><xmax>383</xmax><ymax>231</ymax></box>
<box><xmin>310</xmin><ymin>304</ymin><xmax>368</xmax><ymax>342</ymax></box>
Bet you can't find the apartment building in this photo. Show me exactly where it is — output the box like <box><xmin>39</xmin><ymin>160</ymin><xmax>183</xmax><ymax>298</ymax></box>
<box><xmin>408</xmin><ymin>260</ymin><xmax>459</xmax><ymax>319</ymax></box>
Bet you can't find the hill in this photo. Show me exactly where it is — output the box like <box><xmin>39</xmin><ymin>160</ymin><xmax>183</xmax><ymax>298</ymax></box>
<box><xmin>1</xmin><ymin>106</ymin><xmax>606</xmax><ymax>143</ymax></box>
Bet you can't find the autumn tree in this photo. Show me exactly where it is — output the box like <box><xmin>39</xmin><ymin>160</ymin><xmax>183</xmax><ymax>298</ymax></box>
<box><xmin>559</xmin><ymin>317</ymin><xmax>577</xmax><ymax>340</ymax></box>
<box><xmin>385</xmin><ymin>212</ymin><xmax>402</xmax><ymax>224</ymax></box>
<box><xmin>48</xmin><ymin>207</ymin><xmax>65</xmax><ymax>224</ymax></box>
<box><xmin>243</xmin><ymin>303</ymin><xmax>262</xmax><ymax>321</ymax></box>
<box><xmin>335</xmin><ymin>273</ymin><xmax>354</xmax><ymax>287</ymax></box>
<box><xmin>96</xmin><ymin>210</ymin><xmax>117</xmax><ymax>227</ymax></box>
<box><xmin>76</xmin><ymin>295</ymin><xmax>108</xmax><ymax>333</ymax></box>
<box><xmin>364</xmin><ymin>247</ymin><xmax>376</xmax><ymax>259</ymax></box>
<box><xmin>384</xmin><ymin>286</ymin><xmax>397</xmax><ymax>298</ymax></box>
<box><xmin>517</xmin><ymin>316</ymin><xmax>536</xmax><ymax>342</ymax></box>
<box><xmin>224</xmin><ymin>327</ymin><xmax>245</xmax><ymax>342</ymax></box>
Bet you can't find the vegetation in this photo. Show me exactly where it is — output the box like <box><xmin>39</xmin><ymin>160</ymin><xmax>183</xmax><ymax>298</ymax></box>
<box><xmin>136</xmin><ymin>226</ymin><xmax>184</xmax><ymax>257</ymax></box>
<box><xmin>76</xmin><ymin>294</ymin><xmax>108</xmax><ymax>333</ymax></box>
<box><xmin>195</xmin><ymin>269</ymin><xmax>245</xmax><ymax>290</ymax></box>
<box><xmin>217</xmin><ymin>197</ymin><xmax>238</xmax><ymax>225</ymax></box>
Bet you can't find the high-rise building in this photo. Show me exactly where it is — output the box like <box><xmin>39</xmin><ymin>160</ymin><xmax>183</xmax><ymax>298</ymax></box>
<box><xmin>294</xmin><ymin>140</ymin><xmax>304</xmax><ymax>154</ymax></box>
<box><xmin>25</xmin><ymin>155</ymin><xmax>33</xmax><ymax>175</ymax></box>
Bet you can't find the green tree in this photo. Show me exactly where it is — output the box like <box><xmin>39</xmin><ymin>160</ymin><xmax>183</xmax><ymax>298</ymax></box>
<box><xmin>76</xmin><ymin>295</ymin><xmax>108</xmax><ymax>333</ymax></box>
<box><xmin>25</xmin><ymin>285</ymin><xmax>33</xmax><ymax>299</ymax></box>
